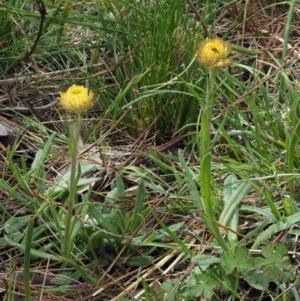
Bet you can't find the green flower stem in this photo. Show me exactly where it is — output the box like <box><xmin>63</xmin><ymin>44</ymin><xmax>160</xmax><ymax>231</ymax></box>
<box><xmin>201</xmin><ymin>70</ymin><xmax>216</xmax><ymax>155</ymax></box>
<box><xmin>24</xmin><ymin>215</ymin><xmax>34</xmax><ymax>301</ymax></box>
<box><xmin>200</xmin><ymin>69</ymin><xmax>228</xmax><ymax>251</ymax></box>
<box><xmin>64</xmin><ymin>113</ymin><xmax>81</xmax><ymax>257</ymax></box>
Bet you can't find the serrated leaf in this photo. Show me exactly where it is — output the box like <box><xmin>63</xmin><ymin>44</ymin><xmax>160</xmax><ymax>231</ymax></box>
<box><xmin>256</xmin><ymin>243</ymin><xmax>290</xmax><ymax>281</ymax></box>
<box><xmin>221</xmin><ymin>247</ymin><xmax>255</xmax><ymax>276</ymax></box>
<box><xmin>220</xmin><ymin>252</ymin><xmax>237</xmax><ymax>275</ymax></box>
<box><xmin>279</xmin><ymin>270</ymin><xmax>294</xmax><ymax>283</ymax></box>
<box><xmin>187</xmin><ymin>271</ymin><xmax>218</xmax><ymax>299</ymax></box>
<box><xmin>259</xmin><ymin>243</ymin><xmax>290</xmax><ymax>269</ymax></box>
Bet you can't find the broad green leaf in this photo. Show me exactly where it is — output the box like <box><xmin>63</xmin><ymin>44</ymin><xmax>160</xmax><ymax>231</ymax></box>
<box><xmin>244</xmin><ymin>270</ymin><xmax>268</xmax><ymax>290</ymax></box>
<box><xmin>283</xmin><ymin>198</ymin><xmax>299</xmax><ymax>216</ymax></box>
<box><xmin>4</xmin><ymin>215</ymin><xmax>29</xmax><ymax>234</ymax></box>
<box><xmin>192</xmin><ymin>254</ymin><xmax>220</xmax><ymax>271</ymax></box>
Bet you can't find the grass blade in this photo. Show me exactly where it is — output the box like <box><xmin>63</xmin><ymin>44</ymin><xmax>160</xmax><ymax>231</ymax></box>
<box><xmin>129</xmin><ymin>179</ymin><xmax>145</xmax><ymax>232</ymax></box>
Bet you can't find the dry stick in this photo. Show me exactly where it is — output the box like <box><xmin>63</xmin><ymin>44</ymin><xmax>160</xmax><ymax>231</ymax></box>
<box><xmin>240</xmin><ymin>288</ymin><xmax>252</xmax><ymax>301</ymax></box>
<box><xmin>214</xmin><ymin>37</ymin><xmax>300</xmax><ymax>120</ymax></box>
<box><xmin>0</xmin><ymin>60</ymin><xmax>129</xmax><ymax>85</ymax></box>
<box><xmin>77</xmin><ymin>106</ymin><xmax>133</xmax><ymax>159</ymax></box>
<box><xmin>0</xmin><ymin>36</ymin><xmax>145</xmax><ymax>84</ymax></box>
<box><xmin>112</xmin><ymin>252</ymin><xmax>175</xmax><ymax>300</ymax></box>
<box><xmin>185</xmin><ymin>0</ymin><xmax>210</xmax><ymax>38</ymax></box>
<box><xmin>117</xmin><ymin>132</ymin><xmax>191</xmax><ymax>173</ymax></box>
<box><xmin>213</xmin><ymin>61</ymin><xmax>287</xmax><ymax>121</ymax></box>
<box><xmin>39</xmin><ymin>257</ymin><xmax>50</xmax><ymax>301</ymax></box>
<box><xmin>1</xmin><ymin>0</ymin><xmax>46</xmax><ymax>75</ymax></box>
<box><xmin>0</xmin><ymin>101</ymin><xmax>57</xmax><ymax>112</ymax></box>
<box><xmin>87</xmin><ymin>37</ymin><xmax>147</xmax><ymax>79</ymax></box>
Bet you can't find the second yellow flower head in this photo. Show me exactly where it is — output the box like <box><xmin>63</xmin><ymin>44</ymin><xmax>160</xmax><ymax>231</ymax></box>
<box><xmin>57</xmin><ymin>85</ymin><xmax>94</xmax><ymax>114</ymax></box>
<box><xmin>196</xmin><ymin>38</ymin><xmax>231</xmax><ymax>69</ymax></box>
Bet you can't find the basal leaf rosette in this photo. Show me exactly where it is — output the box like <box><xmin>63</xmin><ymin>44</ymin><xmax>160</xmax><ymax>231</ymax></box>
<box><xmin>196</xmin><ymin>38</ymin><xmax>231</xmax><ymax>69</ymax></box>
<box><xmin>58</xmin><ymin>85</ymin><xmax>94</xmax><ymax>114</ymax></box>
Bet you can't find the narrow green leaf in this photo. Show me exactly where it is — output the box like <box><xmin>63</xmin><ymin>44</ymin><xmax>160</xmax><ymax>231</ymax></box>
<box><xmin>31</xmin><ymin>132</ymin><xmax>56</xmax><ymax>177</ymax></box>
<box><xmin>240</xmin><ymin>205</ymin><xmax>277</xmax><ymax>221</ymax></box>
<box><xmin>130</xmin><ymin>179</ymin><xmax>145</xmax><ymax>232</ymax></box>
<box><xmin>10</xmin><ymin>163</ymin><xmax>32</xmax><ymax>193</ymax></box>
<box><xmin>200</xmin><ymin>153</ymin><xmax>211</xmax><ymax>215</ymax></box>
<box><xmin>116</xmin><ymin>174</ymin><xmax>126</xmax><ymax>199</ymax></box>
<box><xmin>219</xmin><ymin>180</ymin><xmax>252</xmax><ymax>226</ymax></box>
<box><xmin>223</xmin><ymin>175</ymin><xmax>239</xmax><ymax>247</ymax></box>
<box><xmin>5</xmin><ymin>235</ymin><xmax>62</xmax><ymax>262</ymax></box>
<box><xmin>24</xmin><ymin>216</ymin><xmax>34</xmax><ymax>301</ymax></box>
<box><xmin>153</xmin><ymin>213</ymin><xmax>192</xmax><ymax>256</ymax></box>
<box><xmin>88</xmin><ymin>206</ymin><xmax>119</xmax><ymax>236</ymax></box>
<box><xmin>121</xmin><ymin>255</ymin><xmax>153</xmax><ymax>267</ymax></box>
<box><xmin>252</xmin><ymin>212</ymin><xmax>300</xmax><ymax>249</ymax></box>
<box><xmin>179</xmin><ymin>150</ymin><xmax>203</xmax><ymax>212</ymax></box>
<box><xmin>287</xmin><ymin>119</ymin><xmax>300</xmax><ymax>192</ymax></box>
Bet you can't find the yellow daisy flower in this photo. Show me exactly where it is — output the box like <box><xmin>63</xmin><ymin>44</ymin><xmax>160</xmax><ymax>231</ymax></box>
<box><xmin>196</xmin><ymin>38</ymin><xmax>231</xmax><ymax>69</ymax></box>
<box><xmin>57</xmin><ymin>85</ymin><xmax>94</xmax><ymax>114</ymax></box>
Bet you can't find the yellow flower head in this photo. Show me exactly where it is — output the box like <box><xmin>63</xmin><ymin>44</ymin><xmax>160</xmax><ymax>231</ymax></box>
<box><xmin>196</xmin><ymin>38</ymin><xmax>231</xmax><ymax>69</ymax></box>
<box><xmin>57</xmin><ymin>85</ymin><xmax>94</xmax><ymax>114</ymax></box>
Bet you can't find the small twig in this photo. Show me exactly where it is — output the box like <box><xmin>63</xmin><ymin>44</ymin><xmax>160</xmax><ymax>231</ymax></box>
<box><xmin>0</xmin><ymin>101</ymin><xmax>56</xmax><ymax>112</ymax></box>
<box><xmin>213</xmin><ymin>38</ymin><xmax>300</xmax><ymax>120</ymax></box>
<box><xmin>213</xmin><ymin>61</ymin><xmax>287</xmax><ymax>121</ymax></box>
<box><xmin>88</xmin><ymin>37</ymin><xmax>147</xmax><ymax>78</ymax></box>
<box><xmin>95</xmin><ymin>247</ymin><xmax>127</xmax><ymax>273</ymax></box>
<box><xmin>185</xmin><ymin>0</ymin><xmax>210</xmax><ymax>38</ymax></box>
<box><xmin>1</xmin><ymin>0</ymin><xmax>46</xmax><ymax>75</ymax></box>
